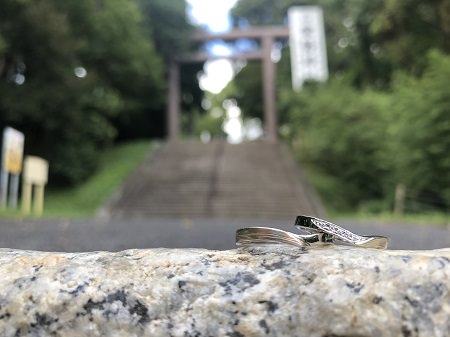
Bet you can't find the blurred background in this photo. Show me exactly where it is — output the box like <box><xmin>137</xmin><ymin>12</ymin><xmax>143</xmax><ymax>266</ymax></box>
<box><xmin>0</xmin><ymin>0</ymin><xmax>449</xmax><ymax>251</ymax></box>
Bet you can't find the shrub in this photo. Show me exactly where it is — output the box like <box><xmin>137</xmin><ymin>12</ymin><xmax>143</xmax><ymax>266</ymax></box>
<box><xmin>282</xmin><ymin>79</ymin><xmax>391</xmax><ymax>211</ymax></box>
<box><xmin>388</xmin><ymin>51</ymin><xmax>450</xmax><ymax>211</ymax></box>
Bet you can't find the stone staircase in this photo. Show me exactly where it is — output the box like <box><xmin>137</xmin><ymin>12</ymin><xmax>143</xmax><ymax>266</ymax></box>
<box><xmin>106</xmin><ymin>140</ymin><xmax>325</xmax><ymax>219</ymax></box>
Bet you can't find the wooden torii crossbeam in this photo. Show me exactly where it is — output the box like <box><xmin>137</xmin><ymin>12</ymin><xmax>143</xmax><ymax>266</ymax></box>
<box><xmin>167</xmin><ymin>26</ymin><xmax>290</xmax><ymax>143</ymax></box>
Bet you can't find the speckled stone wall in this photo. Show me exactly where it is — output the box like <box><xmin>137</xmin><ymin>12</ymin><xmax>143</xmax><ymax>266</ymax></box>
<box><xmin>0</xmin><ymin>246</ymin><xmax>449</xmax><ymax>337</ymax></box>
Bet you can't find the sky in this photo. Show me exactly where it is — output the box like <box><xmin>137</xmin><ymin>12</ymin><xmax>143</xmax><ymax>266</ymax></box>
<box><xmin>186</xmin><ymin>0</ymin><xmax>237</xmax><ymax>33</ymax></box>
<box><xmin>185</xmin><ymin>0</ymin><xmax>238</xmax><ymax>94</ymax></box>
<box><xmin>185</xmin><ymin>0</ymin><xmax>266</xmax><ymax>143</ymax></box>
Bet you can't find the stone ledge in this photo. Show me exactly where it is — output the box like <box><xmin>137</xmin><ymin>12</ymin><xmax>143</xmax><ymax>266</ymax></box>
<box><xmin>0</xmin><ymin>246</ymin><xmax>449</xmax><ymax>337</ymax></box>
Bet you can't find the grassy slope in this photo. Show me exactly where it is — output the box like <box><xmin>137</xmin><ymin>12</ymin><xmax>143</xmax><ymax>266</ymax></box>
<box><xmin>0</xmin><ymin>140</ymin><xmax>152</xmax><ymax>219</ymax></box>
<box><xmin>43</xmin><ymin>141</ymin><xmax>151</xmax><ymax>218</ymax></box>
<box><xmin>305</xmin><ymin>167</ymin><xmax>449</xmax><ymax>226</ymax></box>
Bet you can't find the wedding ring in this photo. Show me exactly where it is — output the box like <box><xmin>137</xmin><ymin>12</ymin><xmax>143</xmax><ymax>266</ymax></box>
<box><xmin>295</xmin><ymin>215</ymin><xmax>389</xmax><ymax>249</ymax></box>
<box><xmin>236</xmin><ymin>217</ymin><xmax>389</xmax><ymax>249</ymax></box>
<box><xmin>236</xmin><ymin>227</ymin><xmax>333</xmax><ymax>248</ymax></box>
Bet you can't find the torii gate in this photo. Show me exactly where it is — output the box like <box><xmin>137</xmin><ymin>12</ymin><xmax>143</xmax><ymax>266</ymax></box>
<box><xmin>166</xmin><ymin>26</ymin><xmax>290</xmax><ymax>143</ymax></box>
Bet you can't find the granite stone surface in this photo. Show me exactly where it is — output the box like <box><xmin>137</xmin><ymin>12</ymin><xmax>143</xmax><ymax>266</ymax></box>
<box><xmin>0</xmin><ymin>246</ymin><xmax>449</xmax><ymax>337</ymax></box>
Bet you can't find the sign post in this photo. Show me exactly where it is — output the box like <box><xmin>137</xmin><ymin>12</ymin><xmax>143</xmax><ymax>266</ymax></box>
<box><xmin>288</xmin><ymin>6</ymin><xmax>328</xmax><ymax>91</ymax></box>
<box><xmin>9</xmin><ymin>175</ymin><xmax>20</xmax><ymax>209</ymax></box>
<box><xmin>1</xmin><ymin>127</ymin><xmax>25</xmax><ymax>209</ymax></box>
<box><xmin>0</xmin><ymin>171</ymin><xmax>7</xmax><ymax>208</ymax></box>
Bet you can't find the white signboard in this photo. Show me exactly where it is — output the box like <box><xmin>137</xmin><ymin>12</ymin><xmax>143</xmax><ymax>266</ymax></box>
<box><xmin>288</xmin><ymin>6</ymin><xmax>329</xmax><ymax>91</ymax></box>
<box><xmin>2</xmin><ymin>127</ymin><xmax>25</xmax><ymax>174</ymax></box>
<box><xmin>22</xmin><ymin>156</ymin><xmax>49</xmax><ymax>215</ymax></box>
<box><xmin>24</xmin><ymin>156</ymin><xmax>49</xmax><ymax>185</ymax></box>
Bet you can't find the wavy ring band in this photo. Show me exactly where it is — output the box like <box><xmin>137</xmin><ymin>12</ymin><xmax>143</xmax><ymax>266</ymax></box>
<box><xmin>235</xmin><ymin>216</ymin><xmax>389</xmax><ymax>249</ymax></box>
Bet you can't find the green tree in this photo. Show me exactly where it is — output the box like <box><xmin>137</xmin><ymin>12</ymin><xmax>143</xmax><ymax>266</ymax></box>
<box><xmin>0</xmin><ymin>0</ymin><xmax>169</xmax><ymax>184</ymax></box>
<box><xmin>388</xmin><ymin>51</ymin><xmax>450</xmax><ymax>211</ymax></box>
<box><xmin>282</xmin><ymin>80</ymin><xmax>391</xmax><ymax>211</ymax></box>
<box><xmin>138</xmin><ymin>0</ymin><xmax>193</xmax><ymax>62</ymax></box>
<box><xmin>230</xmin><ymin>61</ymin><xmax>263</xmax><ymax>120</ymax></box>
<box><xmin>137</xmin><ymin>0</ymin><xmax>204</xmax><ymax>139</ymax></box>
<box><xmin>369</xmin><ymin>0</ymin><xmax>450</xmax><ymax>74</ymax></box>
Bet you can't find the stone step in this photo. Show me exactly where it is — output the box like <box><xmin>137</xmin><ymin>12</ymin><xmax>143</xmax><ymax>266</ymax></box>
<box><xmin>106</xmin><ymin>140</ymin><xmax>325</xmax><ymax>219</ymax></box>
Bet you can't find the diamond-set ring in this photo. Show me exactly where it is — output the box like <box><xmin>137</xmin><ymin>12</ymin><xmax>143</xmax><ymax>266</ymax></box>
<box><xmin>236</xmin><ymin>215</ymin><xmax>389</xmax><ymax>249</ymax></box>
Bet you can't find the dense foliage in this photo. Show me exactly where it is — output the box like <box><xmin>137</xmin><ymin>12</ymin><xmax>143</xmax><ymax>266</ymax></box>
<box><xmin>227</xmin><ymin>0</ymin><xmax>450</xmax><ymax>213</ymax></box>
<box><xmin>0</xmin><ymin>0</ymin><xmax>192</xmax><ymax>184</ymax></box>
<box><xmin>388</xmin><ymin>51</ymin><xmax>450</xmax><ymax>211</ymax></box>
<box><xmin>280</xmin><ymin>81</ymin><xmax>391</xmax><ymax>211</ymax></box>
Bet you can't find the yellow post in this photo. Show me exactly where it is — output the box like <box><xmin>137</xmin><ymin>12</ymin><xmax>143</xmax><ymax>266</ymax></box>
<box><xmin>34</xmin><ymin>184</ymin><xmax>45</xmax><ymax>216</ymax></box>
<box><xmin>22</xmin><ymin>181</ymin><xmax>32</xmax><ymax>214</ymax></box>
